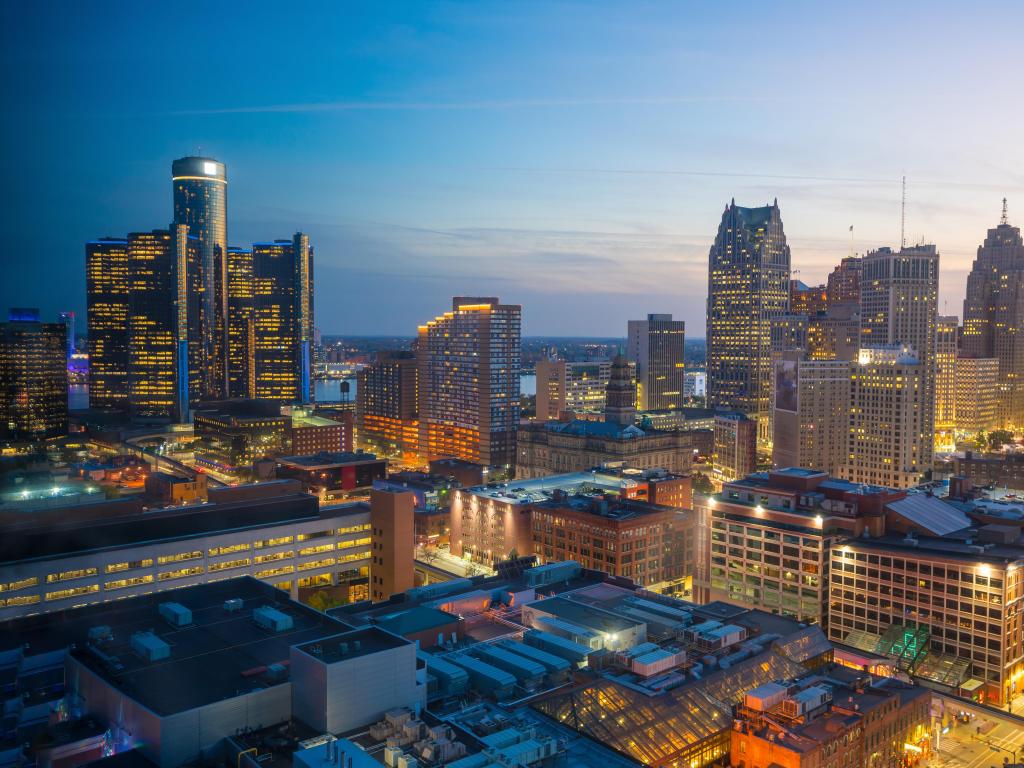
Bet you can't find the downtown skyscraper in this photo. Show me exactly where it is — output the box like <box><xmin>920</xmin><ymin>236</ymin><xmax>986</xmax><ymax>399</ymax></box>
<box><xmin>626</xmin><ymin>313</ymin><xmax>685</xmax><ymax>410</ymax></box>
<box><xmin>961</xmin><ymin>204</ymin><xmax>1024</xmax><ymax>428</ymax></box>
<box><xmin>172</xmin><ymin>156</ymin><xmax>228</xmax><ymax>399</ymax></box>
<box><xmin>0</xmin><ymin>308</ymin><xmax>68</xmax><ymax>439</ymax></box>
<box><xmin>706</xmin><ymin>200</ymin><xmax>791</xmax><ymax>444</ymax></box>
<box><xmin>417</xmin><ymin>297</ymin><xmax>521</xmax><ymax>467</ymax></box>
<box><xmin>858</xmin><ymin>244</ymin><xmax>939</xmax><ymax>479</ymax></box>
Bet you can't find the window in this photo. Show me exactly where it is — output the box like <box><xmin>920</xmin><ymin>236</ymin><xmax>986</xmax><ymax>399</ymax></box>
<box><xmin>209</xmin><ymin>543</ymin><xmax>250</xmax><ymax>557</ymax></box>
<box><xmin>105</xmin><ymin>575</ymin><xmax>154</xmax><ymax>591</ymax></box>
<box><xmin>157</xmin><ymin>551</ymin><xmax>202</xmax><ymax>565</ymax></box>
<box><xmin>1</xmin><ymin>577</ymin><xmax>39</xmax><ymax>593</ymax></box>
<box><xmin>209</xmin><ymin>558</ymin><xmax>251</xmax><ymax>572</ymax></box>
<box><xmin>158</xmin><ymin>566</ymin><xmax>204</xmax><ymax>581</ymax></box>
<box><xmin>45</xmin><ymin>585</ymin><xmax>99</xmax><ymax>602</ymax></box>
<box><xmin>106</xmin><ymin>559</ymin><xmax>154</xmax><ymax>573</ymax></box>
<box><xmin>46</xmin><ymin>568</ymin><xmax>98</xmax><ymax>584</ymax></box>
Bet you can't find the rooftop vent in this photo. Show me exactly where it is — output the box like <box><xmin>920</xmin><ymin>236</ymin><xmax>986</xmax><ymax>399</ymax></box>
<box><xmin>158</xmin><ymin>602</ymin><xmax>192</xmax><ymax>628</ymax></box>
<box><xmin>131</xmin><ymin>631</ymin><xmax>170</xmax><ymax>662</ymax></box>
<box><xmin>253</xmin><ymin>606</ymin><xmax>294</xmax><ymax>632</ymax></box>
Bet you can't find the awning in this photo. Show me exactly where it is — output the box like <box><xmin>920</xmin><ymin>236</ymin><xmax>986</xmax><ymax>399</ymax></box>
<box><xmin>959</xmin><ymin>679</ymin><xmax>985</xmax><ymax>692</ymax></box>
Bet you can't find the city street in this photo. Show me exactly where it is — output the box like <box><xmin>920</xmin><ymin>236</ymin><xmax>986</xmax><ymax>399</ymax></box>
<box><xmin>932</xmin><ymin>702</ymin><xmax>1024</xmax><ymax>768</ymax></box>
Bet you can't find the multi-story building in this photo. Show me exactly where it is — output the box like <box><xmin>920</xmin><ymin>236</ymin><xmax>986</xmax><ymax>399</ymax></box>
<box><xmin>684</xmin><ymin>370</ymin><xmax>706</xmax><ymax>398</ymax></box>
<box><xmin>712</xmin><ymin>413</ymin><xmax>757</xmax><ymax>487</ymax></box>
<box><xmin>535</xmin><ymin>356</ymin><xmax>611</xmax><ymax>420</ymax></box>
<box><xmin>842</xmin><ymin>346</ymin><xmax>927</xmax><ymax>489</ymax></box>
<box><xmin>288</xmin><ymin>406</ymin><xmax>348</xmax><ymax>454</ymax></box>
<box><xmin>172</xmin><ymin>155</ymin><xmax>229</xmax><ymax>399</ymax></box>
<box><xmin>192</xmin><ymin>399</ymin><xmax>289</xmax><ymax>471</ymax></box>
<box><xmin>369</xmin><ymin>488</ymin><xmax>415</xmax><ymax>602</ymax></box>
<box><xmin>731</xmin><ymin>672</ymin><xmax>931</xmax><ymax>768</ymax></box>
<box><xmin>805</xmin><ymin>302</ymin><xmax>860</xmax><ymax>361</ymax></box>
<box><xmin>356</xmin><ymin>350</ymin><xmax>419</xmax><ymax>460</ymax></box>
<box><xmin>530</xmin><ymin>494</ymin><xmax>697</xmax><ymax>594</ymax></box>
<box><xmin>253</xmin><ymin>234</ymin><xmax>315</xmax><ymax>403</ymax></box>
<box><xmin>962</xmin><ymin>204</ymin><xmax>1024</xmax><ymax>428</ymax></box>
<box><xmin>627</xmin><ymin>314</ymin><xmax>685</xmax><ymax>411</ymax></box>
<box><xmin>275</xmin><ymin>451</ymin><xmax>388</xmax><ymax>500</ymax></box>
<box><xmin>826</xmin><ymin>255</ymin><xmax>862</xmax><ymax>306</ymax></box>
<box><xmin>123</xmin><ymin>227</ymin><xmax>201</xmax><ymax>421</ymax></box>
<box><xmin>772</xmin><ymin>357</ymin><xmax>850</xmax><ymax>475</ymax></box>
<box><xmin>0</xmin><ymin>487</ymin><xmax>375</xmax><ymax>619</ymax></box>
<box><xmin>935</xmin><ymin>315</ymin><xmax>959</xmax><ymax>434</ymax></box>
<box><xmin>955</xmin><ymin>357</ymin><xmax>1000</xmax><ymax>432</ymax></box>
<box><xmin>85</xmin><ymin>238</ymin><xmax>130</xmax><ymax>411</ymax></box>
<box><xmin>701</xmin><ymin>468</ymin><xmax>903</xmax><ymax>625</ymax></box>
<box><xmin>829</xmin><ymin>530</ymin><xmax>1024</xmax><ymax>705</ymax></box>
<box><xmin>707</xmin><ymin>201</ymin><xmax>791</xmax><ymax>445</ymax></box>
<box><xmin>950</xmin><ymin>450</ymin><xmax>1024</xmax><ymax>491</ymax></box>
<box><xmin>789</xmin><ymin>280</ymin><xmax>828</xmax><ymax>315</ymax></box>
<box><xmin>0</xmin><ymin>309</ymin><xmax>68</xmax><ymax>439</ymax></box>
<box><xmin>226</xmin><ymin>245</ymin><xmax>255</xmax><ymax>398</ymax></box>
<box><xmin>859</xmin><ymin>245</ymin><xmax>939</xmax><ymax>471</ymax></box>
<box><xmin>417</xmin><ymin>297</ymin><xmax>521</xmax><ymax>468</ymax></box>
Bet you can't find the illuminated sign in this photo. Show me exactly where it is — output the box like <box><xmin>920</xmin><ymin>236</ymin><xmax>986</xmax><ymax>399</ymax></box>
<box><xmin>203</xmin><ymin>161</ymin><xmax>217</xmax><ymax>175</ymax></box>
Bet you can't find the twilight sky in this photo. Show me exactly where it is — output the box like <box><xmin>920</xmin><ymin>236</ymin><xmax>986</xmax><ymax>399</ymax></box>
<box><xmin>2</xmin><ymin>1</ymin><xmax>1023</xmax><ymax>337</ymax></box>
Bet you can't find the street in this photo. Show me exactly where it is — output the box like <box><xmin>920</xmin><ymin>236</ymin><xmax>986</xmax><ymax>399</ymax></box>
<box><xmin>932</xmin><ymin>702</ymin><xmax>1024</xmax><ymax>768</ymax></box>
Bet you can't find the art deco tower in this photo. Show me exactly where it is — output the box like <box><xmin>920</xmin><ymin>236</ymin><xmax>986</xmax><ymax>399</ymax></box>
<box><xmin>961</xmin><ymin>201</ymin><xmax>1024</xmax><ymax>427</ymax></box>
<box><xmin>706</xmin><ymin>200</ymin><xmax>791</xmax><ymax>444</ymax></box>
<box><xmin>603</xmin><ymin>353</ymin><xmax>637</xmax><ymax>426</ymax></box>
<box><xmin>172</xmin><ymin>156</ymin><xmax>228</xmax><ymax>399</ymax></box>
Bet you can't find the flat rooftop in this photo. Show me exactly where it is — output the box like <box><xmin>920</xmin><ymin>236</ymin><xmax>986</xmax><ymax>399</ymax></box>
<box><xmin>526</xmin><ymin>596</ymin><xmax>640</xmax><ymax>634</ymax></box>
<box><xmin>291</xmin><ymin>413</ymin><xmax>341</xmax><ymax>428</ymax></box>
<box><xmin>294</xmin><ymin>626</ymin><xmax>410</xmax><ymax>664</ymax></box>
<box><xmin>0</xmin><ymin>494</ymin><xmax>368</xmax><ymax>566</ymax></box>
<box><xmin>461</xmin><ymin>471</ymin><xmax>641</xmax><ymax>505</ymax></box>
<box><xmin>6</xmin><ymin>578</ymin><xmax>350</xmax><ymax>716</ymax></box>
<box><xmin>842</xmin><ymin>532</ymin><xmax>1024</xmax><ymax>565</ymax></box>
<box><xmin>276</xmin><ymin>452</ymin><xmax>381</xmax><ymax>469</ymax></box>
<box><xmin>533</xmin><ymin>494</ymin><xmax>674</xmax><ymax>521</ymax></box>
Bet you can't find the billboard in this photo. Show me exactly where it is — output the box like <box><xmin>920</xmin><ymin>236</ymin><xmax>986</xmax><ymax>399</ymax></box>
<box><xmin>775</xmin><ymin>360</ymin><xmax>799</xmax><ymax>413</ymax></box>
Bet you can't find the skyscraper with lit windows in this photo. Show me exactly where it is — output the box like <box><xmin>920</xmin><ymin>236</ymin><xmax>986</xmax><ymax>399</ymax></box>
<box><xmin>706</xmin><ymin>200</ymin><xmax>791</xmax><ymax>445</ymax></box>
<box><xmin>172</xmin><ymin>156</ymin><xmax>228</xmax><ymax>399</ymax></box>
<box><xmin>961</xmin><ymin>204</ymin><xmax>1024</xmax><ymax>428</ymax></box>
<box><xmin>627</xmin><ymin>314</ymin><xmax>685</xmax><ymax>410</ymax></box>
<box><xmin>252</xmin><ymin>234</ymin><xmax>314</xmax><ymax>403</ymax></box>
<box><xmin>227</xmin><ymin>246</ymin><xmax>255</xmax><ymax>399</ymax></box>
<box><xmin>86</xmin><ymin>237</ymin><xmax>130</xmax><ymax>410</ymax></box>
<box><xmin>0</xmin><ymin>308</ymin><xmax>68</xmax><ymax>439</ymax></box>
<box><xmin>417</xmin><ymin>297</ymin><xmax>521</xmax><ymax>468</ymax></box>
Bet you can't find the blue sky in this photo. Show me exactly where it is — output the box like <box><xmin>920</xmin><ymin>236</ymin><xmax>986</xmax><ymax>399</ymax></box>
<box><xmin>2</xmin><ymin>1</ymin><xmax>1023</xmax><ymax>336</ymax></box>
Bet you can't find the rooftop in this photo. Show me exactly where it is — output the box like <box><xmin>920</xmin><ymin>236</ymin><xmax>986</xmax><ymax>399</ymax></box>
<box><xmin>841</xmin><ymin>532</ymin><xmax>1024</xmax><ymax>565</ymax></box>
<box><xmin>0</xmin><ymin>493</ymin><xmax>367</xmax><ymax>566</ymax></box>
<box><xmin>11</xmin><ymin>578</ymin><xmax>350</xmax><ymax>716</ymax></box>
<box><xmin>275</xmin><ymin>451</ymin><xmax>382</xmax><ymax>469</ymax></box>
<box><xmin>459</xmin><ymin>470</ymin><xmax>641</xmax><ymax>505</ymax></box>
<box><xmin>294</xmin><ymin>626</ymin><xmax>410</xmax><ymax>664</ymax></box>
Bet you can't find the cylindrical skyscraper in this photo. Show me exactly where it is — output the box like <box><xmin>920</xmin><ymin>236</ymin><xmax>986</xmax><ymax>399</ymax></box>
<box><xmin>172</xmin><ymin>155</ymin><xmax>228</xmax><ymax>399</ymax></box>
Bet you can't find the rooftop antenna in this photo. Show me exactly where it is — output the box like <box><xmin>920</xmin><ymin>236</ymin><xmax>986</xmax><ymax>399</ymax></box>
<box><xmin>1001</xmin><ymin>197</ymin><xmax>1009</xmax><ymax>226</ymax></box>
<box><xmin>900</xmin><ymin>175</ymin><xmax>907</xmax><ymax>250</ymax></box>
<box><xmin>849</xmin><ymin>225</ymin><xmax>854</xmax><ymax>258</ymax></box>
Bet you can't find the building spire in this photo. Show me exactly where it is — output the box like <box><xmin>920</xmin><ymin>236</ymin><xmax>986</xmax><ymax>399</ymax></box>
<box><xmin>1001</xmin><ymin>197</ymin><xmax>1009</xmax><ymax>226</ymax></box>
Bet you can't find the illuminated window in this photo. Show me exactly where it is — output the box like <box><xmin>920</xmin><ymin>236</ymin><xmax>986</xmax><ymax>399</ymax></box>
<box><xmin>157</xmin><ymin>551</ymin><xmax>203</xmax><ymax>565</ymax></box>
<box><xmin>1</xmin><ymin>577</ymin><xmax>39</xmax><ymax>593</ymax></box>
<box><xmin>105</xmin><ymin>575</ymin><xmax>155</xmax><ymax>591</ymax></box>
<box><xmin>209</xmin><ymin>543</ymin><xmax>251</xmax><ymax>557</ymax></box>
<box><xmin>46</xmin><ymin>568</ymin><xmax>98</xmax><ymax>584</ymax></box>
<box><xmin>209</xmin><ymin>558</ymin><xmax>251</xmax><ymax>572</ymax></box>
<box><xmin>158</xmin><ymin>566</ymin><xmax>204</xmax><ymax>581</ymax></box>
<box><xmin>45</xmin><ymin>585</ymin><xmax>100</xmax><ymax>601</ymax></box>
<box><xmin>254</xmin><ymin>536</ymin><xmax>293</xmax><ymax>549</ymax></box>
<box><xmin>106</xmin><ymin>559</ymin><xmax>154</xmax><ymax>573</ymax></box>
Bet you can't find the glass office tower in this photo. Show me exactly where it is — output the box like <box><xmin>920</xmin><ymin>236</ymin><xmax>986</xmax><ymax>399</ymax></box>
<box><xmin>86</xmin><ymin>237</ymin><xmax>130</xmax><ymax>410</ymax></box>
<box><xmin>252</xmin><ymin>234</ymin><xmax>314</xmax><ymax>403</ymax></box>
<box><xmin>227</xmin><ymin>246</ymin><xmax>255</xmax><ymax>399</ymax></box>
<box><xmin>172</xmin><ymin>156</ymin><xmax>228</xmax><ymax>399</ymax></box>
<box><xmin>0</xmin><ymin>308</ymin><xmax>68</xmax><ymax>439</ymax></box>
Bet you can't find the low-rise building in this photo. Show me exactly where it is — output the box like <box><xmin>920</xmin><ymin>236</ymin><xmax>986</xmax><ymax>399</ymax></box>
<box><xmin>949</xmin><ymin>450</ymin><xmax>1024</xmax><ymax>491</ymax></box>
<box><xmin>0</xmin><ymin>488</ymin><xmax>373</xmax><ymax>618</ymax></box>
<box><xmin>275</xmin><ymin>451</ymin><xmax>387</xmax><ymax>500</ymax></box>
<box><xmin>142</xmin><ymin>472</ymin><xmax>208</xmax><ymax>506</ymax></box>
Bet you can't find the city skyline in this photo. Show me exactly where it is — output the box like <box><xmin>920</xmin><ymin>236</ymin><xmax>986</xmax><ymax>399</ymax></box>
<box><xmin>3</xmin><ymin>2</ymin><xmax>1024</xmax><ymax>336</ymax></box>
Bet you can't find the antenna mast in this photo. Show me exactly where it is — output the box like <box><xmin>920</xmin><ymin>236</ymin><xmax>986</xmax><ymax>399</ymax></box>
<box><xmin>1001</xmin><ymin>198</ymin><xmax>1009</xmax><ymax>226</ymax></box>
<box><xmin>900</xmin><ymin>175</ymin><xmax>906</xmax><ymax>250</ymax></box>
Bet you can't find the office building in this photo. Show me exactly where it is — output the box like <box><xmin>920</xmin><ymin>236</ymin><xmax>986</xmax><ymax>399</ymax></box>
<box><xmin>826</xmin><ymin>255</ymin><xmax>862</xmax><ymax>306</ymax></box>
<box><xmin>772</xmin><ymin>358</ymin><xmax>850</xmax><ymax>474</ymax></box>
<box><xmin>859</xmin><ymin>245</ymin><xmax>938</xmax><ymax>471</ymax></box>
<box><xmin>830</xmin><ymin>529</ymin><xmax>1024</xmax><ymax>706</ymax></box>
<box><xmin>707</xmin><ymin>201</ymin><xmax>791</xmax><ymax>445</ymax></box>
<box><xmin>935</xmin><ymin>315</ymin><xmax>959</xmax><ymax>433</ymax></box>
<box><xmin>172</xmin><ymin>155</ymin><xmax>229</xmax><ymax>399</ymax></box>
<box><xmin>701</xmin><ymin>468</ymin><xmax>903</xmax><ymax>624</ymax></box>
<box><xmin>369</xmin><ymin>488</ymin><xmax>415</xmax><ymax>601</ymax></box>
<box><xmin>0</xmin><ymin>487</ymin><xmax>374</xmax><ymax>619</ymax></box>
<box><xmin>226</xmin><ymin>245</ymin><xmax>255</xmax><ymax>398</ymax></box>
<box><xmin>684</xmin><ymin>370</ymin><xmax>706</xmax><ymax>398</ymax></box>
<box><xmin>192</xmin><ymin>399</ymin><xmax>289</xmax><ymax>470</ymax></box>
<box><xmin>842</xmin><ymin>346</ymin><xmax>927</xmax><ymax>489</ymax></box>
<box><xmin>58</xmin><ymin>310</ymin><xmax>75</xmax><ymax>359</ymax></box>
<box><xmin>805</xmin><ymin>302</ymin><xmax>860</xmax><ymax>361</ymax></box>
<box><xmin>627</xmin><ymin>314</ymin><xmax>685</xmax><ymax>410</ymax></box>
<box><xmin>962</xmin><ymin>204</ymin><xmax>1024</xmax><ymax>427</ymax></box>
<box><xmin>417</xmin><ymin>297</ymin><xmax>521</xmax><ymax>468</ymax></box>
<box><xmin>954</xmin><ymin>356</ymin><xmax>1000</xmax><ymax>432</ymax></box>
<box><xmin>535</xmin><ymin>356</ymin><xmax>611</xmax><ymax>420</ymax></box>
<box><xmin>253</xmin><ymin>234</ymin><xmax>315</xmax><ymax>404</ymax></box>
<box><xmin>0</xmin><ymin>309</ymin><xmax>68</xmax><ymax>439</ymax></box>
<box><xmin>530</xmin><ymin>494</ymin><xmax>697</xmax><ymax>594</ymax></box>
<box><xmin>356</xmin><ymin>350</ymin><xmax>419</xmax><ymax>460</ymax></box>
<box><xmin>712</xmin><ymin>413</ymin><xmax>757</xmax><ymax>487</ymax></box>
<box><xmin>85</xmin><ymin>237</ymin><xmax>129</xmax><ymax>410</ymax></box>
<box><xmin>789</xmin><ymin>280</ymin><xmax>827</xmax><ymax>315</ymax></box>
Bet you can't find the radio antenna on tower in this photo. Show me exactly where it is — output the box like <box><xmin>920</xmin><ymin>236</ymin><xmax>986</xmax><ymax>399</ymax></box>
<box><xmin>1001</xmin><ymin>197</ymin><xmax>1009</xmax><ymax>226</ymax></box>
<box><xmin>900</xmin><ymin>175</ymin><xmax>907</xmax><ymax>250</ymax></box>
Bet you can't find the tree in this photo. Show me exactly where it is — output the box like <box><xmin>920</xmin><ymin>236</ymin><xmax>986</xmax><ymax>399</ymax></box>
<box><xmin>987</xmin><ymin>430</ymin><xmax>1014</xmax><ymax>451</ymax></box>
<box><xmin>693</xmin><ymin>473</ymin><xmax>714</xmax><ymax>495</ymax></box>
